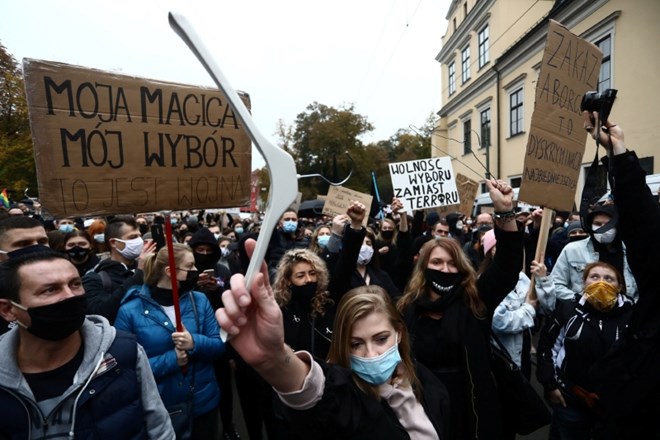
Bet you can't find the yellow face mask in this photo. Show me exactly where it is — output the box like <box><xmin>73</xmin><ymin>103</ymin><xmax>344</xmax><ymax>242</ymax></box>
<box><xmin>583</xmin><ymin>281</ymin><xmax>619</xmax><ymax>312</ymax></box>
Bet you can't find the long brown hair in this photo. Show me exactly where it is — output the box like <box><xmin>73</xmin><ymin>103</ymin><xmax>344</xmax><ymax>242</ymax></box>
<box><xmin>397</xmin><ymin>237</ymin><xmax>486</xmax><ymax>319</ymax></box>
<box><xmin>272</xmin><ymin>248</ymin><xmax>332</xmax><ymax>318</ymax></box>
<box><xmin>377</xmin><ymin>218</ymin><xmax>399</xmax><ymax>246</ymax></box>
<box><xmin>328</xmin><ymin>285</ymin><xmax>422</xmax><ymax>400</ymax></box>
<box><xmin>308</xmin><ymin>224</ymin><xmax>331</xmax><ymax>255</ymax></box>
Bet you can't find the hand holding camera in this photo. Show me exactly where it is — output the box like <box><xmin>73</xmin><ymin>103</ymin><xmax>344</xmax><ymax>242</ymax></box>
<box><xmin>582</xmin><ymin>110</ymin><xmax>625</xmax><ymax>155</ymax></box>
<box><xmin>580</xmin><ymin>88</ymin><xmax>625</xmax><ymax>155</ymax></box>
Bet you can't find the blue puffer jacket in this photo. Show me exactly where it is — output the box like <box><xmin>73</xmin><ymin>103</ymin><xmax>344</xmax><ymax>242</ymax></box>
<box><xmin>115</xmin><ymin>285</ymin><xmax>224</xmax><ymax>416</ymax></box>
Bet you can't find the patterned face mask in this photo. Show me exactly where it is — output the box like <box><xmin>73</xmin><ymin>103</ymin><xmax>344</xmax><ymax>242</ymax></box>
<box><xmin>583</xmin><ymin>281</ymin><xmax>618</xmax><ymax>312</ymax></box>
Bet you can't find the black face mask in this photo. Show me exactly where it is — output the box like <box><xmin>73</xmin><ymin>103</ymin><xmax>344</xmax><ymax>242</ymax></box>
<box><xmin>569</xmin><ymin>234</ymin><xmax>588</xmax><ymax>242</ymax></box>
<box><xmin>380</xmin><ymin>230</ymin><xmax>394</xmax><ymax>240</ymax></box>
<box><xmin>290</xmin><ymin>282</ymin><xmax>318</xmax><ymax>303</ymax></box>
<box><xmin>12</xmin><ymin>295</ymin><xmax>87</xmax><ymax>341</ymax></box>
<box><xmin>179</xmin><ymin>270</ymin><xmax>199</xmax><ymax>292</ymax></box>
<box><xmin>424</xmin><ymin>268</ymin><xmax>463</xmax><ymax>296</ymax></box>
<box><xmin>66</xmin><ymin>246</ymin><xmax>90</xmax><ymax>261</ymax></box>
<box><xmin>138</xmin><ymin>224</ymin><xmax>149</xmax><ymax>236</ymax></box>
<box><xmin>194</xmin><ymin>252</ymin><xmax>218</xmax><ymax>271</ymax></box>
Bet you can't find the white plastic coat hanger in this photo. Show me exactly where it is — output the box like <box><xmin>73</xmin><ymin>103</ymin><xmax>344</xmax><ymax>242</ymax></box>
<box><xmin>169</xmin><ymin>12</ymin><xmax>298</xmax><ymax>287</ymax></box>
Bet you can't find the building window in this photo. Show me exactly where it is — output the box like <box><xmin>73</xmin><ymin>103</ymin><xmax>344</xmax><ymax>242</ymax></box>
<box><xmin>596</xmin><ymin>34</ymin><xmax>611</xmax><ymax>91</ymax></box>
<box><xmin>509</xmin><ymin>88</ymin><xmax>524</xmax><ymax>136</ymax></box>
<box><xmin>453</xmin><ymin>18</ymin><xmax>457</xmax><ymax>33</ymax></box>
<box><xmin>480</xmin><ymin>108</ymin><xmax>491</xmax><ymax>148</ymax></box>
<box><xmin>463</xmin><ymin>119</ymin><xmax>472</xmax><ymax>155</ymax></box>
<box><xmin>464</xmin><ymin>2</ymin><xmax>468</xmax><ymax>18</ymax></box>
<box><xmin>478</xmin><ymin>25</ymin><xmax>489</xmax><ymax>68</ymax></box>
<box><xmin>448</xmin><ymin>62</ymin><xmax>456</xmax><ymax>95</ymax></box>
<box><xmin>461</xmin><ymin>46</ymin><xmax>471</xmax><ymax>83</ymax></box>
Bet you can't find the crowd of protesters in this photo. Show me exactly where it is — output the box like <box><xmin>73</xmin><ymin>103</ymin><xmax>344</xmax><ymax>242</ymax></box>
<box><xmin>1</xmin><ymin>116</ymin><xmax>659</xmax><ymax>439</ymax></box>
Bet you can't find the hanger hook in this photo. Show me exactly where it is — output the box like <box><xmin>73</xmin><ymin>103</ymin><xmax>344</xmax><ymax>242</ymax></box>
<box><xmin>297</xmin><ymin>152</ymin><xmax>355</xmax><ymax>186</ymax></box>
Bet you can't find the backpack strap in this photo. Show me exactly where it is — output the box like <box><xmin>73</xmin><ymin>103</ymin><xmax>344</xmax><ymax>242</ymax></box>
<box><xmin>107</xmin><ymin>330</ymin><xmax>138</xmax><ymax>369</ymax></box>
<box><xmin>97</xmin><ymin>270</ymin><xmax>113</xmax><ymax>293</ymax></box>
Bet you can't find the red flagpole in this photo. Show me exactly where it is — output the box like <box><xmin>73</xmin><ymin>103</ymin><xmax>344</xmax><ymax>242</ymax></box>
<box><xmin>164</xmin><ymin>214</ymin><xmax>186</xmax><ymax>374</ymax></box>
<box><xmin>164</xmin><ymin>214</ymin><xmax>183</xmax><ymax>333</ymax></box>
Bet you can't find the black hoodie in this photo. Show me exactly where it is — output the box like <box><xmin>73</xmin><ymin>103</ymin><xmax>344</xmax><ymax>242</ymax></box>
<box><xmin>188</xmin><ymin>227</ymin><xmax>222</xmax><ymax>271</ymax></box>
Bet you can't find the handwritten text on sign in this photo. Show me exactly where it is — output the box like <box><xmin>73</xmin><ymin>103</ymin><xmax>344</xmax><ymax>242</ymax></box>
<box><xmin>23</xmin><ymin>59</ymin><xmax>252</xmax><ymax>217</ymax></box>
<box><xmin>322</xmin><ymin>186</ymin><xmax>373</xmax><ymax>227</ymax></box>
<box><xmin>518</xmin><ymin>20</ymin><xmax>602</xmax><ymax>212</ymax></box>
<box><xmin>389</xmin><ymin>157</ymin><xmax>458</xmax><ymax>213</ymax></box>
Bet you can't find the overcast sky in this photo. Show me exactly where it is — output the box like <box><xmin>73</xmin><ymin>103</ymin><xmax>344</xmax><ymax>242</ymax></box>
<box><xmin>1</xmin><ymin>0</ymin><xmax>450</xmax><ymax>169</ymax></box>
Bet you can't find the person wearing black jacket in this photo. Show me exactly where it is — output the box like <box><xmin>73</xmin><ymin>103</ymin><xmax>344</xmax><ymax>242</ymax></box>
<box><xmin>273</xmin><ymin>248</ymin><xmax>334</xmax><ymax>359</ymax></box>
<box><xmin>325</xmin><ymin>201</ymin><xmax>402</xmax><ymax>307</ymax></box>
<box><xmin>536</xmin><ymin>261</ymin><xmax>633</xmax><ymax>438</ymax></box>
<box><xmin>581</xmin><ymin>113</ymin><xmax>660</xmax><ymax>438</ymax></box>
<box><xmin>82</xmin><ymin>215</ymin><xmax>156</xmax><ymax>324</ymax></box>
<box><xmin>217</xmin><ymin>263</ymin><xmax>450</xmax><ymax>440</ymax></box>
<box><xmin>396</xmin><ymin>178</ymin><xmax>523</xmax><ymax>440</ymax></box>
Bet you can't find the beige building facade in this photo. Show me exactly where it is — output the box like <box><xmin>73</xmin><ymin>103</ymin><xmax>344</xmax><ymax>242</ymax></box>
<box><xmin>434</xmin><ymin>0</ymin><xmax>660</xmax><ymax>208</ymax></box>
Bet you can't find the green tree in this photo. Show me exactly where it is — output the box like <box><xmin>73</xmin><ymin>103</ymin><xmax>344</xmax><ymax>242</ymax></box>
<box><xmin>278</xmin><ymin>102</ymin><xmax>373</xmax><ymax>200</ymax></box>
<box><xmin>363</xmin><ymin>113</ymin><xmax>436</xmax><ymax>206</ymax></box>
<box><xmin>0</xmin><ymin>41</ymin><xmax>36</xmax><ymax>201</ymax></box>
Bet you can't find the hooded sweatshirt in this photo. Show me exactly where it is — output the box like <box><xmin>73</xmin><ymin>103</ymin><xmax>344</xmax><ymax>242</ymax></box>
<box><xmin>188</xmin><ymin>227</ymin><xmax>223</xmax><ymax>271</ymax></box>
<box><xmin>0</xmin><ymin>315</ymin><xmax>174</xmax><ymax>439</ymax></box>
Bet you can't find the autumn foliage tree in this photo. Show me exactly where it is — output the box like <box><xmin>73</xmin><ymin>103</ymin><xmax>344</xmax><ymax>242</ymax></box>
<box><xmin>274</xmin><ymin>102</ymin><xmax>435</xmax><ymax>207</ymax></box>
<box><xmin>0</xmin><ymin>41</ymin><xmax>36</xmax><ymax>202</ymax></box>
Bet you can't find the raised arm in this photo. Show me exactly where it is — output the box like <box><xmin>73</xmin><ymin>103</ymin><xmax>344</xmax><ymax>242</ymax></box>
<box><xmin>328</xmin><ymin>201</ymin><xmax>367</xmax><ymax>302</ymax></box>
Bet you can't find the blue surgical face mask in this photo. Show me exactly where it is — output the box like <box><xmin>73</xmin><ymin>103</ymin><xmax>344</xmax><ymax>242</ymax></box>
<box><xmin>59</xmin><ymin>224</ymin><xmax>74</xmax><ymax>233</ymax></box>
<box><xmin>317</xmin><ymin>235</ymin><xmax>330</xmax><ymax>248</ymax></box>
<box><xmin>93</xmin><ymin>233</ymin><xmax>105</xmax><ymax>244</ymax></box>
<box><xmin>282</xmin><ymin>220</ymin><xmax>298</xmax><ymax>234</ymax></box>
<box><xmin>234</xmin><ymin>227</ymin><xmax>244</xmax><ymax>235</ymax></box>
<box><xmin>350</xmin><ymin>335</ymin><xmax>401</xmax><ymax>385</ymax></box>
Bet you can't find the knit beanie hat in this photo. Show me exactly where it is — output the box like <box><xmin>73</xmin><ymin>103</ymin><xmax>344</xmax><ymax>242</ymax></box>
<box><xmin>566</xmin><ymin>221</ymin><xmax>584</xmax><ymax>236</ymax></box>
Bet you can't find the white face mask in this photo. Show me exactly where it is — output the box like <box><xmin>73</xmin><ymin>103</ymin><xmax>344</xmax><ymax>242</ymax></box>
<box><xmin>114</xmin><ymin>237</ymin><xmax>144</xmax><ymax>260</ymax></box>
<box><xmin>357</xmin><ymin>245</ymin><xmax>374</xmax><ymax>265</ymax></box>
<box><xmin>593</xmin><ymin>227</ymin><xmax>616</xmax><ymax>244</ymax></box>
<box><xmin>455</xmin><ymin>220</ymin><xmax>464</xmax><ymax>230</ymax></box>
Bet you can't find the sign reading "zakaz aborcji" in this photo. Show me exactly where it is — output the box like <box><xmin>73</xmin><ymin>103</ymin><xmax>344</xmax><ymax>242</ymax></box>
<box><xmin>518</xmin><ymin>20</ymin><xmax>602</xmax><ymax>212</ymax></box>
<box><xmin>23</xmin><ymin>59</ymin><xmax>252</xmax><ymax>217</ymax></box>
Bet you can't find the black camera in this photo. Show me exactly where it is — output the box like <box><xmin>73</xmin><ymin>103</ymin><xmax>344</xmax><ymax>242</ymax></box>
<box><xmin>580</xmin><ymin>88</ymin><xmax>617</xmax><ymax>127</ymax></box>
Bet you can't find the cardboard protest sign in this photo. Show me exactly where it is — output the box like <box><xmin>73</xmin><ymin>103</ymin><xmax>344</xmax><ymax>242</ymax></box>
<box><xmin>389</xmin><ymin>157</ymin><xmax>458</xmax><ymax>213</ymax></box>
<box><xmin>322</xmin><ymin>186</ymin><xmax>373</xmax><ymax>226</ymax></box>
<box><xmin>23</xmin><ymin>59</ymin><xmax>252</xmax><ymax>217</ymax></box>
<box><xmin>431</xmin><ymin>173</ymin><xmax>479</xmax><ymax>217</ymax></box>
<box><xmin>519</xmin><ymin>20</ymin><xmax>602</xmax><ymax>212</ymax></box>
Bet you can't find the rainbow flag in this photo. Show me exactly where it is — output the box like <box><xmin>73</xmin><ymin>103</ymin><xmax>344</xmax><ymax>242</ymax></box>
<box><xmin>1</xmin><ymin>189</ymin><xmax>10</xmax><ymax>209</ymax></box>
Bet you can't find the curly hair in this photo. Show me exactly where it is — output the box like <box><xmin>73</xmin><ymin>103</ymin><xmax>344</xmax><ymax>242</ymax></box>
<box><xmin>397</xmin><ymin>237</ymin><xmax>486</xmax><ymax>319</ymax></box>
<box><xmin>272</xmin><ymin>248</ymin><xmax>332</xmax><ymax>318</ymax></box>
